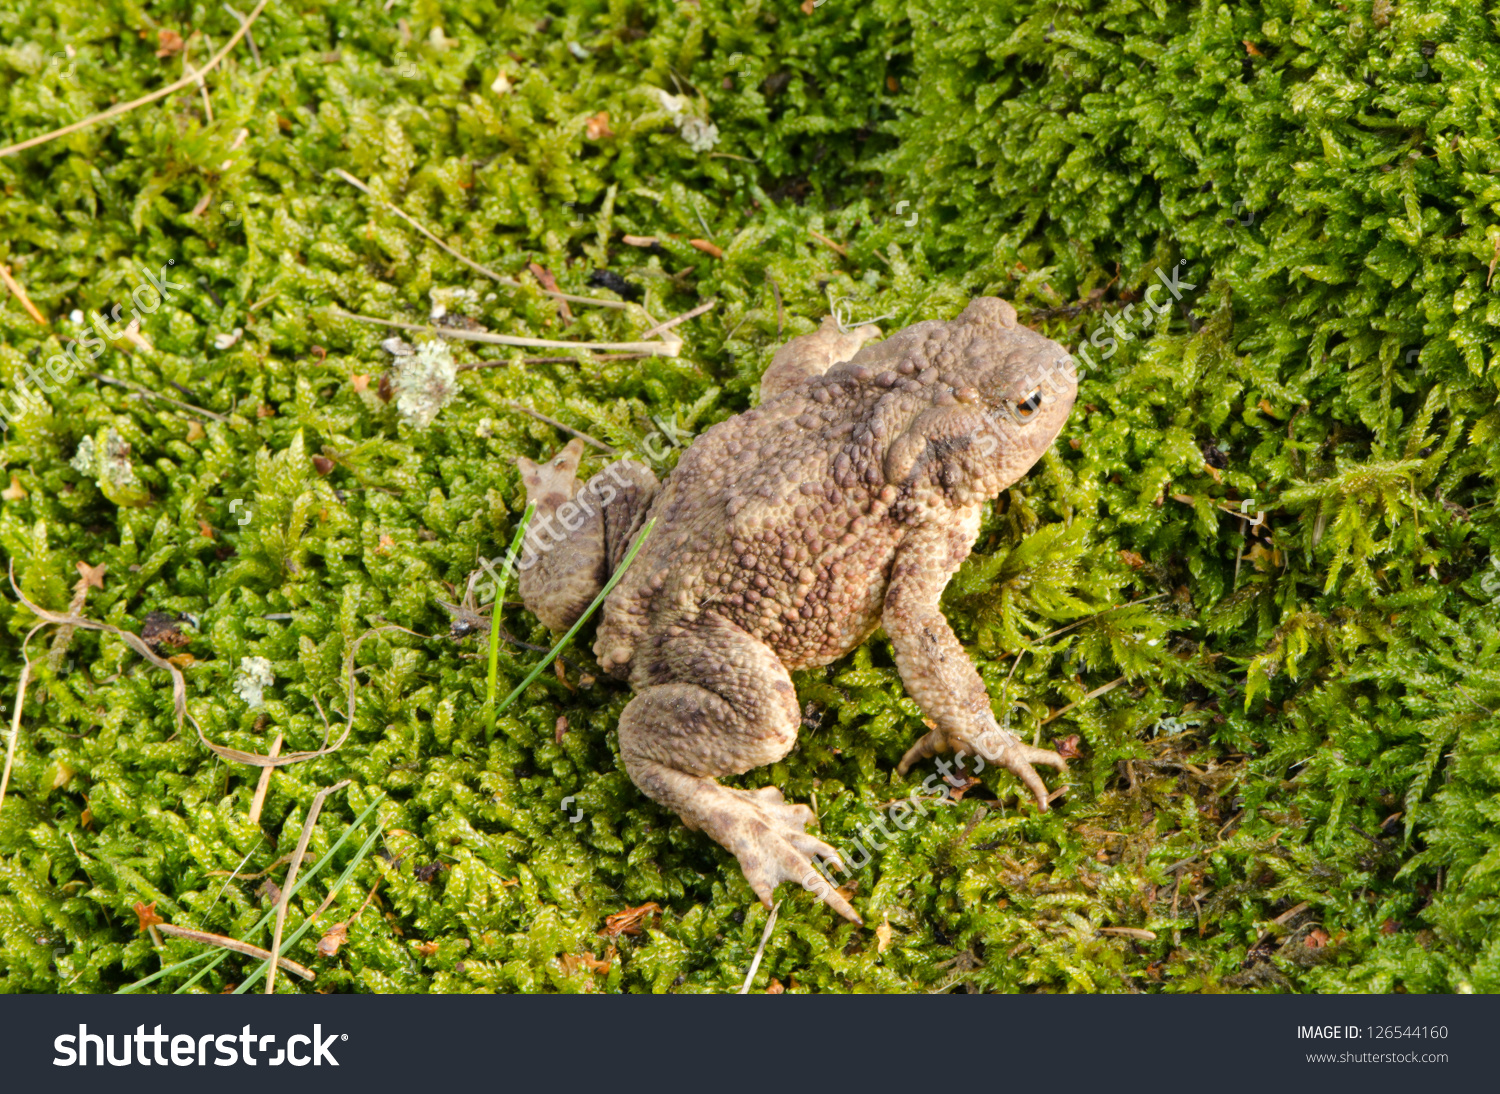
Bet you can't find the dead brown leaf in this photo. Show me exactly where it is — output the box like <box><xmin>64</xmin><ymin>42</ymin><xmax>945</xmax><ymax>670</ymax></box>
<box><xmin>316</xmin><ymin>921</ymin><xmax>349</xmax><ymax>957</ymax></box>
<box><xmin>585</xmin><ymin>111</ymin><xmax>613</xmax><ymax>139</ymax></box>
<box><xmin>602</xmin><ymin>902</ymin><xmax>662</xmax><ymax>937</ymax></box>
<box><xmin>134</xmin><ymin>901</ymin><xmax>164</xmax><ymax>933</ymax></box>
<box><xmin>74</xmin><ymin>561</ymin><xmax>107</xmax><ymax>592</ymax></box>
<box><xmin>559</xmin><ymin>948</ymin><xmax>612</xmax><ymax>977</ymax></box>
<box><xmin>528</xmin><ymin>261</ymin><xmax>573</xmax><ymax>321</ymax></box>
<box><xmin>947</xmin><ymin>776</ymin><xmax>981</xmax><ymax>800</ymax></box>
<box><xmin>156</xmin><ymin>29</ymin><xmax>186</xmax><ymax>57</ymax></box>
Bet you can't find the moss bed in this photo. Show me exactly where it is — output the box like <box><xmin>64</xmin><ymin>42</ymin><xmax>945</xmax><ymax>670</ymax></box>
<box><xmin>0</xmin><ymin>0</ymin><xmax>1497</xmax><ymax>993</ymax></box>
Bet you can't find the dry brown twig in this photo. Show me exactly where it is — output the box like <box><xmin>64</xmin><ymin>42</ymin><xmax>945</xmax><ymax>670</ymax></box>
<box><xmin>737</xmin><ymin>901</ymin><xmax>781</xmax><ymax>994</ymax></box>
<box><xmin>265</xmin><ymin>780</ymin><xmax>351</xmax><ymax>995</ymax></box>
<box><xmin>808</xmin><ymin>228</ymin><xmax>850</xmax><ymax>258</ymax></box>
<box><xmin>638</xmin><ymin>298</ymin><xmax>718</xmax><ymax>340</ymax></box>
<box><xmin>0</xmin><ymin>264</ymin><xmax>47</xmax><ymax>324</ymax></box>
<box><xmin>86</xmin><ymin>372</ymin><xmax>228</xmax><ymax>423</ymax></box>
<box><xmin>0</xmin><ymin>0</ymin><xmax>269</xmax><ymax>159</ymax></box>
<box><xmin>206</xmin><ymin>852</ymin><xmax>294</xmax><ymax>880</ymax></box>
<box><xmin>502</xmin><ymin>402</ymin><xmax>616</xmax><ymax>453</ymax></box>
<box><xmin>158</xmin><ymin>923</ymin><xmax>316</xmax><ymax>981</ymax></box>
<box><xmin>5</xmin><ymin>562</ymin><xmax>406</xmax><ymax>774</ymax></box>
<box><xmin>329</xmin><ymin>308</ymin><xmax>683</xmax><ymax>357</ymax></box>
<box><xmin>0</xmin><ymin>622</ymin><xmax>47</xmax><ymax>816</ymax></box>
<box><xmin>330</xmin><ymin>169</ymin><xmax>633</xmax><ymax>312</ymax></box>
<box><xmin>1040</xmin><ymin>675</ymin><xmax>1128</xmax><ymax>727</ymax></box>
<box><xmin>248</xmin><ymin>732</ymin><xmax>283</xmax><ymax>825</ymax></box>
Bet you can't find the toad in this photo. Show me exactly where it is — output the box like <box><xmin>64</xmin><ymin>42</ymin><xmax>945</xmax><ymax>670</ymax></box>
<box><xmin>515</xmin><ymin>298</ymin><xmax>1077</xmax><ymax>923</ymax></box>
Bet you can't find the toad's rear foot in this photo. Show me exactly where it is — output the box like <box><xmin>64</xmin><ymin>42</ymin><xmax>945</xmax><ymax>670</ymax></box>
<box><xmin>711</xmin><ymin>786</ymin><xmax>861</xmax><ymax>924</ymax></box>
<box><xmin>897</xmin><ymin>727</ymin><xmax>1068</xmax><ymax>810</ymax></box>
<box><xmin>615</xmin><ymin>616</ymin><xmax>862</xmax><ymax>924</ymax></box>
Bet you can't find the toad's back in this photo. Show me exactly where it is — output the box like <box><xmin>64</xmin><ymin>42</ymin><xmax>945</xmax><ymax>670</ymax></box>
<box><xmin>593</xmin><ymin>374</ymin><xmax>915</xmax><ymax>683</ymax></box>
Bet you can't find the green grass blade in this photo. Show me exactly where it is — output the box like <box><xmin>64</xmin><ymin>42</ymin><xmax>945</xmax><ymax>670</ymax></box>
<box><xmin>117</xmin><ymin>792</ymin><xmax>386</xmax><ymax>994</ymax></box>
<box><xmin>494</xmin><ymin>517</ymin><xmax>655</xmax><ymax>719</ymax></box>
<box><xmin>487</xmin><ymin>503</ymin><xmax>535</xmax><ymax>736</ymax></box>
<box><xmin>233</xmin><ymin>823</ymin><xmax>385</xmax><ymax>994</ymax></box>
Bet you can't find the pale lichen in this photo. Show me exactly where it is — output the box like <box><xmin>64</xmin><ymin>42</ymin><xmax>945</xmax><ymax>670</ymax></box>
<box><xmin>649</xmin><ymin>88</ymin><xmax>720</xmax><ymax>152</ymax></box>
<box><xmin>391</xmin><ymin>339</ymin><xmax>459</xmax><ymax>429</ymax></box>
<box><xmin>232</xmin><ymin>656</ymin><xmax>275</xmax><ymax>709</ymax></box>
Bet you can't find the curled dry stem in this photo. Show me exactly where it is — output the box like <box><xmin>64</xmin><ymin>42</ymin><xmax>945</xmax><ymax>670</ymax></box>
<box><xmin>5</xmin><ymin>561</ymin><xmax>408</xmax><ymax>771</ymax></box>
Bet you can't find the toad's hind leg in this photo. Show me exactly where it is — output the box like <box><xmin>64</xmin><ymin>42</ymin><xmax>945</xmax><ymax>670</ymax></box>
<box><xmin>618</xmin><ymin>613</ymin><xmax>860</xmax><ymax>923</ymax></box>
<box><xmin>515</xmin><ymin>439</ymin><xmax>657</xmax><ymax>632</ymax></box>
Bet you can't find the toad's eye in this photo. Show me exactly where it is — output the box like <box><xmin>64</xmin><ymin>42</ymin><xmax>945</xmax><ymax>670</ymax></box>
<box><xmin>1014</xmin><ymin>390</ymin><xmax>1042</xmax><ymax>417</ymax></box>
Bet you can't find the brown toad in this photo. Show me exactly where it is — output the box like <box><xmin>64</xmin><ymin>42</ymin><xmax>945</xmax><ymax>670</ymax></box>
<box><xmin>514</xmin><ymin>298</ymin><xmax>1077</xmax><ymax>923</ymax></box>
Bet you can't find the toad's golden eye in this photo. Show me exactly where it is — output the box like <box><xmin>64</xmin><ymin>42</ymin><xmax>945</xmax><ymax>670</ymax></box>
<box><xmin>1015</xmin><ymin>390</ymin><xmax>1042</xmax><ymax>417</ymax></box>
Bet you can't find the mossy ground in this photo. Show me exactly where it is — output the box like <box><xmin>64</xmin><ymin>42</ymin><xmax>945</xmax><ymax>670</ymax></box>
<box><xmin>0</xmin><ymin>0</ymin><xmax>1497</xmax><ymax>994</ymax></box>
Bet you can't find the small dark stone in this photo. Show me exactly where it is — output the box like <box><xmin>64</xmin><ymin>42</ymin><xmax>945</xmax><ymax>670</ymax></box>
<box><xmin>761</xmin><ymin>71</ymin><xmax>793</xmax><ymax>98</ymax></box>
<box><xmin>140</xmin><ymin>611</ymin><xmax>189</xmax><ymax>648</ymax></box>
<box><xmin>588</xmin><ymin>268</ymin><xmax>642</xmax><ymax>302</ymax></box>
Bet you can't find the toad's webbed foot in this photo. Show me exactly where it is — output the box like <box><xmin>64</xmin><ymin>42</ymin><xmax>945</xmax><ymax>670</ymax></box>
<box><xmin>712</xmin><ymin>785</ymin><xmax>859</xmax><ymax>924</ymax></box>
<box><xmin>896</xmin><ymin>725</ymin><xmax>1068</xmax><ymax>810</ymax></box>
<box><xmin>617</xmin><ymin>612</ymin><xmax>862</xmax><ymax>923</ymax></box>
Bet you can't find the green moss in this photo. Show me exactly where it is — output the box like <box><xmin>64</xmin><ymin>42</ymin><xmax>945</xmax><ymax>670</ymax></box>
<box><xmin>0</xmin><ymin>0</ymin><xmax>1495</xmax><ymax>993</ymax></box>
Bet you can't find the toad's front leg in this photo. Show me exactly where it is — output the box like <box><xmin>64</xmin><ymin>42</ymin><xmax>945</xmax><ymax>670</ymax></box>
<box><xmin>616</xmin><ymin>612</ymin><xmax>860</xmax><ymax>923</ymax></box>
<box><xmin>882</xmin><ymin>524</ymin><xmax>1067</xmax><ymax>808</ymax></box>
<box><xmin>758</xmin><ymin>315</ymin><xmax>882</xmax><ymax>400</ymax></box>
